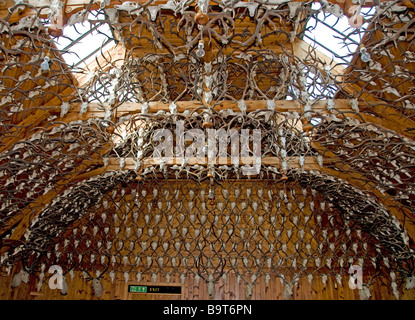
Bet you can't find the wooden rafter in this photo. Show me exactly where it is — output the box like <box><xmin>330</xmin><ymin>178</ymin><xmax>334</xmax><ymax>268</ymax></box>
<box><xmin>0</xmin><ymin>109</ymin><xmax>51</xmax><ymax>153</ymax></box>
<box><xmin>0</xmin><ymin>86</ymin><xmax>78</xmax><ymax>155</ymax></box>
<box><xmin>75</xmin><ymin>45</ymin><xmax>126</xmax><ymax>87</ymax></box>
<box><xmin>54</xmin><ymin>99</ymin><xmax>355</xmax><ymax>122</ymax></box>
<box><xmin>332</xmin><ymin>15</ymin><xmax>415</xmax><ymax>139</ymax></box>
<box><xmin>291</xmin><ymin>39</ymin><xmax>347</xmax><ymax>81</ymax></box>
<box><xmin>97</xmin><ymin>156</ymin><xmax>331</xmax><ymax>171</ymax></box>
<box><xmin>357</xmin><ymin>99</ymin><xmax>415</xmax><ymax>139</ymax></box>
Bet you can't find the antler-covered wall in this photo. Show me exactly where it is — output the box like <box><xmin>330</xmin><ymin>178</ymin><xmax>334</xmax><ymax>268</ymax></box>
<box><xmin>0</xmin><ymin>0</ymin><xmax>414</xmax><ymax>300</ymax></box>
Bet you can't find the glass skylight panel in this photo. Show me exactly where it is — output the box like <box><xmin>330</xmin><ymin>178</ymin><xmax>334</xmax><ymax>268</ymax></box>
<box><xmin>54</xmin><ymin>11</ymin><xmax>115</xmax><ymax>69</ymax></box>
<box><xmin>304</xmin><ymin>3</ymin><xmax>372</xmax><ymax>65</ymax></box>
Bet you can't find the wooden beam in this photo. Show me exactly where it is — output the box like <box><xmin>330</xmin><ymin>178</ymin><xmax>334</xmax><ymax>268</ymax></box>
<box><xmin>329</xmin><ymin>16</ymin><xmax>415</xmax><ymax>140</ymax></box>
<box><xmin>50</xmin><ymin>98</ymin><xmax>415</xmax><ymax>142</ymax></box>
<box><xmin>292</xmin><ymin>39</ymin><xmax>371</xmax><ymax>100</ymax></box>
<box><xmin>53</xmin><ymin>99</ymin><xmax>354</xmax><ymax>123</ymax></box>
<box><xmin>0</xmin><ymin>85</ymin><xmax>77</xmax><ymax>155</ymax></box>
<box><xmin>75</xmin><ymin>45</ymin><xmax>126</xmax><ymax>87</ymax></box>
<box><xmin>52</xmin><ymin>97</ymin><xmax>415</xmax><ymax>142</ymax></box>
<box><xmin>292</xmin><ymin>39</ymin><xmax>347</xmax><ymax>79</ymax></box>
<box><xmin>357</xmin><ymin>101</ymin><xmax>415</xmax><ymax>139</ymax></box>
<box><xmin>0</xmin><ymin>109</ymin><xmax>51</xmax><ymax>153</ymax></box>
<box><xmin>97</xmin><ymin>156</ymin><xmax>329</xmax><ymax>171</ymax></box>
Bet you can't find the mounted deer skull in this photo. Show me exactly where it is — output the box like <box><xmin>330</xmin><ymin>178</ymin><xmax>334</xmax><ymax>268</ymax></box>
<box><xmin>207</xmin><ymin>274</ymin><xmax>215</xmax><ymax>300</ymax></box>
<box><xmin>11</xmin><ymin>269</ymin><xmax>29</xmax><ymax>288</ymax></box>
<box><xmin>60</xmin><ymin>276</ymin><xmax>69</xmax><ymax>296</ymax></box>
<box><xmin>92</xmin><ymin>278</ymin><xmax>103</xmax><ymax>298</ymax></box>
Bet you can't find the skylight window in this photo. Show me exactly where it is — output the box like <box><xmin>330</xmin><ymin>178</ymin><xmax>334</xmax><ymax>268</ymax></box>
<box><xmin>54</xmin><ymin>11</ymin><xmax>116</xmax><ymax>70</ymax></box>
<box><xmin>304</xmin><ymin>3</ymin><xmax>373</xmax><ymax>65</ymax></box>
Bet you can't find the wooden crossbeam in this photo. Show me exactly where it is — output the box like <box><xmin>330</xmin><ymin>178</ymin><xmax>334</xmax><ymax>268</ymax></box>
<box><xmin>54</xmin><ymin>99</ymin><xmax>354</xmax><ymax>122</ymax></box>
<box><xmin>292</xmin><ymin>39</ymin><xmax>347</xmax><ymax>79</ymax></box>
<box><xmin>51</xmin><ymin>97</ymin><xmax>415</xmax><ymax>142</ymax></box>
<box><xmin>46</xmin><ymin>97</ymin><xmax>415</xmax><ymax>142</ymax></box>
<box><xmin>96</xmin><ymin>156</ymin><xmax>328</xmax><ymax>171</ymax></box>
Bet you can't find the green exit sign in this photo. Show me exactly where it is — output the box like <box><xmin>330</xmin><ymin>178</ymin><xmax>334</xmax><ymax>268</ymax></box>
<box><xmin>128</xmin><ymin>285</ymin><xmax>181</xmax><ymax>294</ymax></box>
<box><xmin>129</xmin><ymin>285</ymin><xmax>147</xmax><ymax>293</ymax></box>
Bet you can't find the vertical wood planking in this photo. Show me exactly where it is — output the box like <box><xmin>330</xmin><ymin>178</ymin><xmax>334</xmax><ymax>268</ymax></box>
<box><xmin>1</xmin><ymin>270</ymin><xmax>415</xmax><ymax>300</ymax></box>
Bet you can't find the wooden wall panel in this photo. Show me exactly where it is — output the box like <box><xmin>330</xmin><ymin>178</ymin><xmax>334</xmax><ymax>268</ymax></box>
<box><xmin>1</xmin><ymin>268</ymin><xmax>414</xmax><ymax>300</ymax></box>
